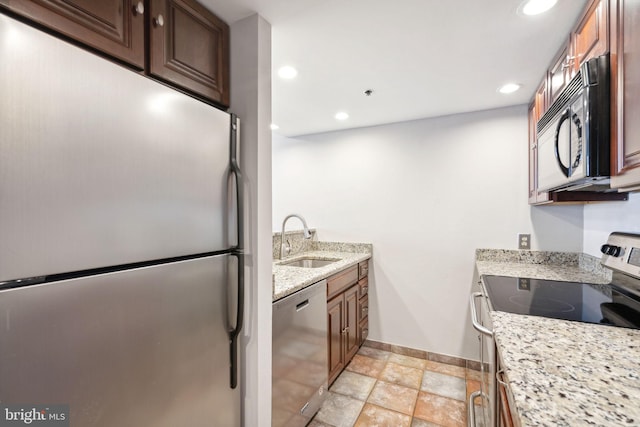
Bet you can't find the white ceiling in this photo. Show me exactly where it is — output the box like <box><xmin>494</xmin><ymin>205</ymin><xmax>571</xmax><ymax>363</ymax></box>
<box><xmin>204</xmin><ymin>0</ymin><xmax>589</xmax><ymax>136</ymax></box>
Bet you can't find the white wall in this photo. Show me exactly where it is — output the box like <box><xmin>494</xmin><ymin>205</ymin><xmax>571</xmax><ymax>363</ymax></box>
<box><xmin>583</xmin><ymin>193</ymin><xmax>640</xmax><ymax>256</ymax></box>
<box><xmin>230</xmin><ymin>14</ymin><xmax>272</xmax><ymax>427</ymax></box>
<box><xmin>272</xmin><ymin>105</ymin><xmax>584</xmax><ymax>361</ymax></box>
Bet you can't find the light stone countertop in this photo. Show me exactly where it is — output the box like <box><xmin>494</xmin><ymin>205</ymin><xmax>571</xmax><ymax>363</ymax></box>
<box><xmin>475</xmin><ymin>260</ymin><xmax>612</xmax><ymax>285</ymax></box>
<box><xmin>475</xmin><ymin>250</ymin><xmax>640</xmax><ymax>426</ymax></box>
<box><xmin>492</xmin><ymin>312</ymin><xmax>640</xmax><ymax>426</ymax></box>
<box><xmin>273</xmin><ymin>247</ymin><xmax>371</xmax><ymax>302</ymax></box>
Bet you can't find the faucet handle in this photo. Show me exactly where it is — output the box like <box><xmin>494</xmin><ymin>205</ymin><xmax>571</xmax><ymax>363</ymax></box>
<box><xmin>280</xmin><ymin>239</ymin><xmax>292</xmax><ymax>259</ymax></box>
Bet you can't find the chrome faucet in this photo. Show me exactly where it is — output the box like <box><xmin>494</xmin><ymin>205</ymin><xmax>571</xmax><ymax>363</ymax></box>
<box><xmin>280</xmin><ymin>214</ymin><xmax>311</xmax><ymax>259</ymax></box>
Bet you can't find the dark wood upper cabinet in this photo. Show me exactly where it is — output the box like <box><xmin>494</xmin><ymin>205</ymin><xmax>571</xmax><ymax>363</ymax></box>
<box><xmin>533</xmin><ymin>79</ymin><xmax>547</xmax><ymax>122</ymax></box>
<box><xmin>0</xmin><ymin>0</ymin><xmax>230</xmax><ymax>107</ymax></box>
<box><xmin>149</xmin><ymin>0</ymin><xmax>229</xmax><ymax>107</ymax></box>
<box><xmin>545</xmin><ymin>0</ymin><xmax>609</xmax><ymax>104</ymax></box>
<box><xmin>528</xmin><ymin>102</ymin><xmax>543</xmax><ymax>205</ymax></box>
<box><xmin>610</xmin><ymin>0</ymin><xmax>640</xmax><ymax>190</ymax></box>
<box><xmin>527</xmin><ymin>0</ymin><xmax>633</xmax><ymax>204</ymax></box>
<box><xmin>528</xmin><ymin>98</ymin><xmax>550</xmax><ymax>206</ymax></box>
<box><xmin>0</xmin><ymin>0</ymin><xmax>145</xmax><ymax>68</ymax></box>
<box><xmin>572</xmin><ymin>0</ymin><xmax>609</xmax><ymax>75</ymax></box>
<box><xmin>548</xmin><ymin>43</ymin><xmax>572</xmax><ymax>103</ymax></box>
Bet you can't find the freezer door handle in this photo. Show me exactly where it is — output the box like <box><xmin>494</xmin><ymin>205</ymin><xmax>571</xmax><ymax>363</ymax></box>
<box><xmin>228</xmin><ymin>251</ymin><xmax>244</xmax><ymax>389</ymax></box>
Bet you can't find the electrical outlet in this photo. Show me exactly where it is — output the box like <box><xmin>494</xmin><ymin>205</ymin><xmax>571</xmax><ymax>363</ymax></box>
<box><xmin>517</xmin><ymin>278</ymin><xmax>531</xmax><ymax>291</ymax></box>
<box><xmin>518</xmin><ymin>234</ymin><xmax>531</xmax><ymax>250</ymax></box>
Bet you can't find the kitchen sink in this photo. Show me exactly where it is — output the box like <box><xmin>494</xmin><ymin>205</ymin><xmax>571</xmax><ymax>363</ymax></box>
<box><xmin>278</xmin><ymin>257</ymin><xmax>340</xmax><ymax>268</ymax></box>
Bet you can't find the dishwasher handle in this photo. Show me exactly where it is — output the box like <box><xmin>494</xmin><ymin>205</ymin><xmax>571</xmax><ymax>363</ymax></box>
<box><xmin>470</xmin><ymin>292</ymin><xmax>493</xmax><ymax>337</ymax></box>
<box><xmin>296</xmin><ymin>299</ymin><xmax>310</xmax><ymax>311</ymax></box>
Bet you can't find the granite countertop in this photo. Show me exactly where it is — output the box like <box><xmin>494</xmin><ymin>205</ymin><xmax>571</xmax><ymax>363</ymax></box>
<box><xmin>475</xmin><ymin>249</ymin><xmax>611</xmax><ymax>284</ymax></box>
<box><xmin>273</xmin><ymin>243</ymin><xmax>372</xmax><ymax>301</ymax></box>
<box><xmin>475</xmin><ymin>249</ymin><xmax>640</xmax><ymax>426</ymax></box>
<box><xmin>492</xmin><ymin>312</ymin><xmax>640</xmax><ymax>426</ymax></box>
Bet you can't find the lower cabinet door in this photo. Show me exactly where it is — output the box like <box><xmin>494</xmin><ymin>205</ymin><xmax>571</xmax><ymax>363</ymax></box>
<box><xmin>344</xmin><ymin>285</ymin><xmax>360</xmax><ymax>362</ymax></box>
<box><xmin>327</xmin><ymin>294</ymin><xmax>344</xmax><ymax>385</ymax></box>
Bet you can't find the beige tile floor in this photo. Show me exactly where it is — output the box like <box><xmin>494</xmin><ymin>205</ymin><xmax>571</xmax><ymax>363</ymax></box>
<box><xmin>310</xmin><ymin>346</ymin><xmax>482</xmax><ymax>427</ymax></box>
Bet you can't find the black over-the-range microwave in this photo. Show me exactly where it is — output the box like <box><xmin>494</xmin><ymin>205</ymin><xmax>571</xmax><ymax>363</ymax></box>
<box><xmin>536</xmin><ymin>54</ymin><xmax>611</xmax><ymax>192</ymax></box>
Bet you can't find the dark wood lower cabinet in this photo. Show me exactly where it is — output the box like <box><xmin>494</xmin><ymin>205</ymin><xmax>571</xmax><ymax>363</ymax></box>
<box><xmin>327</xmin><ymin>284</ymin><xmax>359</xmax><ymax>385</ymax></box>
<box><xmin>358</xmin><ymin>276</ymin><xmax>369</xmax><ymax>345</ymax></box>
<box><xmin>327</xmin><ymin>294</ymin><xmax>345</xmax><ymax>384</ymax></box>
<box><xmin>344</xmin><ymin>285</ymin><xmax>360</xmax><ymax>362</ymax></box>
<box><xmin>327</xmin><ymin>261</ymin><xmax>369</xmax><ymax>385</ymax></box>
<box><xmin>496</xmin><ymin>355</ymin><xmax>518</xmax><ymax>427</ymax></box>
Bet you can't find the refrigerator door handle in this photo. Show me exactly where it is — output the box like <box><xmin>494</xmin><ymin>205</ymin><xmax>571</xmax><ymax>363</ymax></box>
<box><xmin>230</xmin><ymin>114</ymin><xmax>244</xmax><ymax>250</ymax></box>
<box><xmin>228</xmin><ymin>252</ymin><xmax>244</xmax><ymax>389</ymax></box>
<box><xmin>228</xmin><ymin>114</ymin><xmax>244</xmax><ymax>389</ymax></box>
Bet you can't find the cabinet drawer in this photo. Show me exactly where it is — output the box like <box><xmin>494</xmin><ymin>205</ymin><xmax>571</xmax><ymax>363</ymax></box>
<box><xmin>359</xmin><ymin>317</ymin><xmax>368</xmax><ymax>345</ymax></box>
<box><xmin>358</xmin><ymin>261</ymin><xmax>369</xmax><ymax>279</ymax></box>
<box><xmin>327</xmin><ymin>266</ymin><xmax>358</xmax><ymax>299</ymax></box>
<box><xmin>359</xmin><ymin>294</ymin><xmax>368</xmax><ymax>321</ymax></box>
<box><xmin>358</xmin><ymin>277</ymin><xmax>368</xmax><ymax>298</ymax></box>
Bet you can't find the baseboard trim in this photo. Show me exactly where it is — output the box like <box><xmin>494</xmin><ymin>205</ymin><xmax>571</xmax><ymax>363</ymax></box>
<box><xmin>363</xmin><ymin>339</ymin><xmax>481</xmax><ymax>371</ymax></box>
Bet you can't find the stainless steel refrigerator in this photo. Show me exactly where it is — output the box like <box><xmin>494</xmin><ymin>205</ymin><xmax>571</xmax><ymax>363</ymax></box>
<box><xmin>0</xmin><ymin>13</ymin><xmax>243</xmax><ymax>426</ymax></box>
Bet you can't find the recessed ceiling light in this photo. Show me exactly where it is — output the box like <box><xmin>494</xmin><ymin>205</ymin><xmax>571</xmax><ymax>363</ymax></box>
<box><xmin>498</xmin><ymin>83</ymin><xmax>521</xmax><ymax>94</ymax></box>
<box><xmin>270</xmin><ymin>123</ymin><xmax>279</xmax><ymax>130</ymax></box>
<box><xmin>519</xmin><ymin>0</ymin><xmax>558</xmax><ymax>16</ymax></box>
<box><xmin>278</xmin><ymin>66</ymin><xmax>298</xmax><ymax>79</ymax></box>
<box><xmin>335</xmin><ymin>112</ymin><xmax>349</xmax><ymax>121</ymax></box>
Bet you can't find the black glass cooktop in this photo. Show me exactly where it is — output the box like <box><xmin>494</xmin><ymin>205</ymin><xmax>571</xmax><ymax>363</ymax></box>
<box><xmin>482</xmin><ymin>275</ymin><xmax>640</xmax><ymax>329</ymax></box>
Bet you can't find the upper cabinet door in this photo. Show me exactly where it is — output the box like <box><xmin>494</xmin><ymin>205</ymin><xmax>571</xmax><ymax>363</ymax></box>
<box><xmin>548</xmin><ymin>43</ymin><xmax>572</xmax><ymax>102</ymax></box>
<box><xmin>611</xmin><ymin>0</ymin><xmax>640</xmax><ymax>190</ymax></box>
<box><xmin>0</xmin><ymin>0</ymin><xmax>145</xmax><ymax>68</ymax></box>
<box><xmin>572</xmin><ymin>0</ymin><xmax>609</xmax><ymax>75</ymax></box>
<box><xmin>148</xmin><ymin>0</ymin><xmax>230</xmax><ymax>107</ymax></box>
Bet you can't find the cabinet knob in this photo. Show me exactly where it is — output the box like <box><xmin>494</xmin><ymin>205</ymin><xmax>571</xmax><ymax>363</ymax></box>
<box><xmin>153</xmin><ymin>14</ymin><xmax>165</xmax><ymax>27</ymax></box>
<box><xmin>132</xmin><ymin>1</ymin><xmax>144</xmax><ymax>15</ymax></box>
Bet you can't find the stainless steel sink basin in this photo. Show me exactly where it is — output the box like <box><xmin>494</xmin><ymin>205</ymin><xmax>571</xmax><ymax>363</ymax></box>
<box><xmin>278</xmin><ymin>257</ymin><xmax>340</xmax><ymax>268</ymax></box>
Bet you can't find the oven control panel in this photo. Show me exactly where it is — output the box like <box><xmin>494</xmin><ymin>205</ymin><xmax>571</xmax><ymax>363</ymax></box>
<box><xmin>601</xmin><ymin>232</ymin><xmax>640</xmax><ymax>279</ymax></box>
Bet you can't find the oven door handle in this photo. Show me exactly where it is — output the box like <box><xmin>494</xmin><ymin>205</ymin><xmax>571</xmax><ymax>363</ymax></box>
<box><xmin>470</xmin><ymin>292</ymin><xmax>493</xmax><ymax>337</ymax></box>
<box><xmin>467</xmin><ymin>390</ymin><xmax>483</xmax><ymax>427</ymax></box>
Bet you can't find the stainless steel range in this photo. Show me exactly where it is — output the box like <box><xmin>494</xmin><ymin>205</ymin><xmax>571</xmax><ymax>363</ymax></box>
<box><xmin>468</xmin><ymin>232</ymin><xmax>640</xmax><ymax>427</ymax></box>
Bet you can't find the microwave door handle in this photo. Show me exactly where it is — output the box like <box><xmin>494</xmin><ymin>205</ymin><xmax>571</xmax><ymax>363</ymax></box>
<box><xmin>553</xmin><ymin>109</ymin><xmax>571</xmax><ymax>177</ymax></box>
<box><xmin>570</xmin><ymin>112</ymin><xmax>583</xmax><ymax>171</ymax></box>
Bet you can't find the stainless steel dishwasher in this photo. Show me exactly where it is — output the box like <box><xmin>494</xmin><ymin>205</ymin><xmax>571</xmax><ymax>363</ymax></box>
<box><xmin>272</xmin><ymin>279</ymin><xmax>328</xmax><ymax>427</ymax></box>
